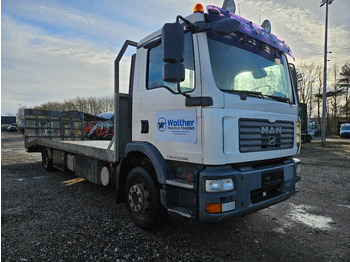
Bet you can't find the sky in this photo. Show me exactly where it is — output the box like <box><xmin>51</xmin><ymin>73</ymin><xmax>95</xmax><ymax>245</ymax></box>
<box><xmin>1</xmin><ymin>0</ymin><xmax>350</xmax><ymax>116</ymax></box>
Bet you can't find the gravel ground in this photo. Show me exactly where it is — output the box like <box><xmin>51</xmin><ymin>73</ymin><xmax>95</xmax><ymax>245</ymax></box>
<box><xmin>1</xmin><ymin>132</ymin><xmax>350</xmax><ymax>261</ymax></box>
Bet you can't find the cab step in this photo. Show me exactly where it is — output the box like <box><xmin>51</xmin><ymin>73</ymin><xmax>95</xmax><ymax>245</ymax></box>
<box><xmin>165</xmin><ymin>178</ymin><xmax>194</xmax><ymax>189</ymax></box>
<box><xmin>167</xmin><ymin>207</ymin><xmax>193</xmax><ymax>218</ymax></box>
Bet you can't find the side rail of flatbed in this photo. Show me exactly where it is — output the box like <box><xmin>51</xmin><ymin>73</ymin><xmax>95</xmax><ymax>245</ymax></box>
<box><xmin>24</xmin><ymin>109</ymin><xmax>85</xmax><ymax>151</ymax></box>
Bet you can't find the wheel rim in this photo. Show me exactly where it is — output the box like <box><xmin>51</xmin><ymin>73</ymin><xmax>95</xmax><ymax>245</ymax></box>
<box><xmin>128</xmin><ymin>182</ymin><xmax>150</xmax><ymax>213</ymax></box>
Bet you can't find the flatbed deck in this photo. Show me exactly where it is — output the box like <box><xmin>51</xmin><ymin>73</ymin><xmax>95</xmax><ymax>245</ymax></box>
<box><xmin>27</xmin><ymin>138</ymin><xmax>114</xmax><ymax>162</ymax></box>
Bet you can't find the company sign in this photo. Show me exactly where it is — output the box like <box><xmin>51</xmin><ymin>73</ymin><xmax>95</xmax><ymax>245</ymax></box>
<box><xmin>156</xmin><ymin>109</ymin><xmax>197</xmax><ymax>143</ymax></box>
<box><xmin>261</xmin><ymin>126</ymin><xmax>282</xmax><ymax>135</ymax></box>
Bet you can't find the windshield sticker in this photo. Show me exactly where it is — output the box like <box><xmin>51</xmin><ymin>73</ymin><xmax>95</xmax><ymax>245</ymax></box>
<box><xmin>156</xmin><ymin>109</ymin><xmax>197</xmax><ymax>143</ymax></box>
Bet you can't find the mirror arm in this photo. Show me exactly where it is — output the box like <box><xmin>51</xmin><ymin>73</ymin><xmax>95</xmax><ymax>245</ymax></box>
<box><xmin>176</xmin><ymin>17</ymin><xmax>213</xmax><ymax>33</ymax></box>
<box><xmin>176</xmin><ymin>15</ymin><xmax>196</xmax><ymax>33</ymax></box>
<box><xmin>172</xmin><ymin>16</ymin><xmax>192</xmax><ymax>98</ymax></box>
<box><xmin>194</xmin><ymin>21</ymin><xmax>213</xmax><ymax>32</ymax></box>
<box><xmin>177</xmin><ymin>82</ymin><xmax>190</xmax><ymax>98</ymax></box>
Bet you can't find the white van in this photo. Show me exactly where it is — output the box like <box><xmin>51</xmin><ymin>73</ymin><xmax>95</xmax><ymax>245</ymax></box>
<box><xmin>340</xmin><ymin>124</ymin><xmax>350</xmax><ymax>138</ymax></box>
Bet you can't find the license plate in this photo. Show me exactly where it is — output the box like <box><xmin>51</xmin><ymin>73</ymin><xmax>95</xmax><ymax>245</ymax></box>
<box><xmin>262</xmin><ymin>171</ymin><xmax>283</xmax><ymax>187</ymax></box>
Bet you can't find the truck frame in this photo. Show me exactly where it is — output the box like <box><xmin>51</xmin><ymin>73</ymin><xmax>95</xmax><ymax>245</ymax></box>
<box><xmin>25</xmin><ymin>1</ymin><xmax>301</xmax><ymax>229</ymax></box>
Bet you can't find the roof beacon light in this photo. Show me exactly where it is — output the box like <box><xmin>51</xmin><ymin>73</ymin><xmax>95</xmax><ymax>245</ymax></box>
<box><xmin>193</xmin><ymin>3</ymin><xmax>204</xmax><ymax>14</ymax></box>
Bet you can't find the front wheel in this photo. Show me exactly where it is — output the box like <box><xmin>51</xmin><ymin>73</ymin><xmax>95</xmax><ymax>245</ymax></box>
<box><xmin>125</xmin><ymin>167</ymin><xmax>162</xmax><ymax>230</ymax></box>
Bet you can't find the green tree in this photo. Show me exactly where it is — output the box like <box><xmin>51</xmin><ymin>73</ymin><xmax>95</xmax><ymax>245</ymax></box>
<box><xmin>337</xmin><ymin>63</ymin><xmax>350</xmax><ymax>119</ymax></box>
<box><xmin>16</xmin><ymin>105</ymin><xmax>27</xmax><ymax>123</ymax></box>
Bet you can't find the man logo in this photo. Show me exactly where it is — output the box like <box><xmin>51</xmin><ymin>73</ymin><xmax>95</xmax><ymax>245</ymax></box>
<box><xmin>157</xmin><ymin>117</ymin><xmax>166</xmax><ymax>132</ymax></box>
<box><xmin>261</xmin><ymin>126</ymin><xmax>282</xmax><ymax>135</ymax></box>
<box><xmin>268</xmin><ymin>136</ymin><xmax>276</xmax><ymax>145</ymax></box>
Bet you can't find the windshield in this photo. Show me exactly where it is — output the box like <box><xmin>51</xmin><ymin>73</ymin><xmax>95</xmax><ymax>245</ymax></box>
<box><xmin>341</xmin><ymin>125</ymin><xmax>350</xmax><ymax>130</ymax></box>
<box><xmin>207</xmin><ymin>31</ymin><xmax>294</xmax><ymax>103</ymax></box>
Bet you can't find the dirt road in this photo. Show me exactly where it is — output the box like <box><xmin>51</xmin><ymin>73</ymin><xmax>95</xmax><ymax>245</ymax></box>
<box><xmin>1</xmin><ymin>132</ymin><xmax>349</xmax><ymax>261</ymax></box>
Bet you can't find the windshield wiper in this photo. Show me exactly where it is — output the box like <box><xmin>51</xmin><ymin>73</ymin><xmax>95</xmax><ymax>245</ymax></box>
<box><xmin>222</xmin><ymin>90</ymin><xmax>292</xmax><ymax>103</ymax></box>
<box><xmin>222</xmin><ymin>90</ymin><xmax>264</xmax><ymax>100</ymax></box>
<box><xmin>263</xmin><ymin>95</ymin><xmax>291</xmax><ymax>104</ymax></box>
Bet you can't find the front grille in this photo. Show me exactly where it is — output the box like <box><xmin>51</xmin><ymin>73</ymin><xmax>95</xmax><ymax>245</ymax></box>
<box><xmin>239</xmin><ymin>119</ymin><xmax>294</xmax><ymax>153</ymax></box>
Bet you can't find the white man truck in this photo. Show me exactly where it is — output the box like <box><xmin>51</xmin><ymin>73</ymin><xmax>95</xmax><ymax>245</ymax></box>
<box><xmin>25</xmin><ymin>1</ymin><xmax>301</xmax><ymax>229</ymax></box>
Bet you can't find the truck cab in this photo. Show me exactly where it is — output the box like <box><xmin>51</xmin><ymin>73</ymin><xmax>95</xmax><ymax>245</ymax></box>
<box><xmin>118</xmin><ymin>3</ymin><xmax>301</xmax><ymax>228</ymax></box>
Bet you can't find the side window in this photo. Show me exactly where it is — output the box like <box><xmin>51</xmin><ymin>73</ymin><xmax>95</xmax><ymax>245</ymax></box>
<box><xmin>147</xmin><ymin>32</ymin><xmax>195</xmax><ymax>93</ymax></box>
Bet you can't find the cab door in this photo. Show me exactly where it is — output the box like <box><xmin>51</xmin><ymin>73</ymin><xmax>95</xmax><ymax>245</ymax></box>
<box><xmin>133</xmin><ymin>32</ymin><xmax>202</xmax><ymax>164</ymax></box>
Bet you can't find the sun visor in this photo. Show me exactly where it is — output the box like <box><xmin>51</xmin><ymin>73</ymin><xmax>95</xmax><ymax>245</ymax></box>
<box><xmin>206</xmin><ymin>5</ymin><xmax>295</xmax><ymax>60</ymax></box>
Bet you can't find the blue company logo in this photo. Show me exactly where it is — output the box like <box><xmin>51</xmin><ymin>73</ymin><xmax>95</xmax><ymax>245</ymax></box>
<box><xmin>157</xmin><ymin>116</ymin><xmax>195</xmax><ymax>132</ymax></box>
<box><xmin>157</xmin><ymin>117</ymin><xmax>167</xmax><ymax>132</ymax></box>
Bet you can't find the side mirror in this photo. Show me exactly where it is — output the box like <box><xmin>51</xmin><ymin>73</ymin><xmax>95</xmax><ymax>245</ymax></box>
<box><xmin>212</xmin><ymin>18</ymin><xmax>241</xmax><ymax>35</ymax></box>
<box><xmin>162</xmin><ymin>21</ymin><xmax>185</xmax><ymax>83</ymax></box>
<box><xmin>162</xmin><ymin>21</ymin><xmax>184</xmax><ymax>63</ymax></box>
<box><xmin>289</xmin><ymin>63</ymin><xmax>299</xmax><ymax>103</ymax></box>
<box><xmin>163</xmin><ymin>63</ymin><xmax>185</xmax><ymax>83</ymax></box>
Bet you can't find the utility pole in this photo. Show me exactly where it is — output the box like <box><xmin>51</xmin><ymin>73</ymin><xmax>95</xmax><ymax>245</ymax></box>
<box><xmin>309</xmin><ymin>80</ymin><xmax>314</xmax><ymax>120</ymax></box>
<box><xmin>320</xmin><ymin>0</ymin><xmax>334</xmax><ymax>147</ymax></box>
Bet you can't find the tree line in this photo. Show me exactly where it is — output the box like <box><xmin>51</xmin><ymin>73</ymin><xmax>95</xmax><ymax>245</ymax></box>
<box><xmin>296</xmin><ymin>62</ymin><xmax>350</xmax><ymax>134</ymax></box>
<box><xmin>17</xmin><ymin>96</ymin><xmax>114</xmax><ymax>122</ymax></box>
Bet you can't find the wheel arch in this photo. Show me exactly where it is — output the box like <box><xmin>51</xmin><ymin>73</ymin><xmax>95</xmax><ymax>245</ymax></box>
<box><xmin>115</xmin><ymin>142</ymin><xmax>174</xmax><ymax>203</ymax></box>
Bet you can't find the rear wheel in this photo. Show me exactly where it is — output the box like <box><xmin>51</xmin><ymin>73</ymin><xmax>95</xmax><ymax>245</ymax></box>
<box><xmin>125</xmin><ymin>167</ymin><xmax>162</xmax><ymax>230</ymax></box>
<box><xmin>42</xmin><ymin>149</ymin><xmax>53</xmax><ymax>171</ymax></box>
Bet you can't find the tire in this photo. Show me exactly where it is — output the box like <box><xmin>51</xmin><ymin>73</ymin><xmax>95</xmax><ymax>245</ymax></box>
<box><xmin>125</xmin><ymin>167</ymin><xmax>162</xmax><ymax>230</ymax></box>
<box><xmin>42</xmin><ymin>149</ymin><xmax>53</xmax><ymax>171</ymax></box>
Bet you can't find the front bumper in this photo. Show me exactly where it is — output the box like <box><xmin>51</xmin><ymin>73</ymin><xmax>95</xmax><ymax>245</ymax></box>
<box><xmin>198</xmin><ymin>158</ymin><xmax>300</xmax><ymax>222</ymax></box>
<box><xmin>340</xmin><ymin>132</ymin><xmax>350</xmax><ymax>138</ymax></box>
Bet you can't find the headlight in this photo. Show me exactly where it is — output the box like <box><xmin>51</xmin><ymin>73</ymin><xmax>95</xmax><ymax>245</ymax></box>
<box><xmin>296</xmin><ymin>119</ymin><xmax>301</xmax><ymax>154</ymax></box>
<box><xmin>205</xmin><ymin>178</ymin><xmax>234</xmax><ymax>192</ymax></box>
<box><xmin>297</xmin><ymin>120</ymin><xmax>301</xmax><ymax>144</ymax></box>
